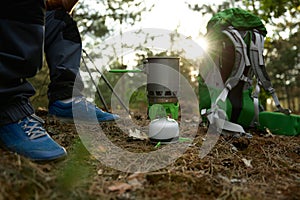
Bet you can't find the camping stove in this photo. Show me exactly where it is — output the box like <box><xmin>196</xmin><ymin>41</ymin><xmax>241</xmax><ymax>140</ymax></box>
<box><xmin>144</xmin><ymin>57</ymin><xmax>180</xmax><ymax>120</ymax></box>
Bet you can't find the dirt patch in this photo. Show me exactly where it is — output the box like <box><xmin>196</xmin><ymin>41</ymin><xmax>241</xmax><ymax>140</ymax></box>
<box><xmin>0</xmin><ymin>109</ymin><xmax>299</xmax><ymax>200</ymax></box>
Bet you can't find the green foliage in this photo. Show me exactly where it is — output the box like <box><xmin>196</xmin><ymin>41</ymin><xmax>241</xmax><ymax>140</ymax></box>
<box><xmin>94</xmin><ymin>67</ymin><xmax>123</xmax><ymax>110</ymax></box>
<box><xmin>187</xmin><ymin>0</ymin><xmax>234</xmax><ymax>15</ymax></box>
<box><xmin>265</xmin><ymin>30</ymin><xmax>300</xmax><ymax>110</ymax></box>
<box><xmin>129</xmin><ymin>86</ymin><xmax>147</xmax><ymax>110</ymax></box>
<box><xmin>57</xmin><ymin>139</ymin><xmax>93</xmax><ymax>191</ymax></box>
<box><xmin>73</xmin><ymin>0</ymin><xmax>147</xmax><ymax>41</ymax></box>
<box><xmin>248</xmin><ymin>0</ymin><xmax>300</xmax><ymax>22</ymax></box>
<box><xmin>29</xmin><ymin>60</ymin><xmax>50</xmax><ymax>109</ymax></box>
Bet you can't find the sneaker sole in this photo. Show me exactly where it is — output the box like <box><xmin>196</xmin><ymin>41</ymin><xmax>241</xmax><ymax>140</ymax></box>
<box><xmin>0</xmin><ymin>142</ymin><xmax>67</xmax><ymax>162</ymax></box>
<box><xmin>48</xmin><ymin>114</ymin><xmax>119</xmax><ymax>124</ymax></box>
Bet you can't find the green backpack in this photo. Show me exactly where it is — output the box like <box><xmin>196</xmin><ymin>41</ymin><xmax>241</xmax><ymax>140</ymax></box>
<box><xmin>199</xmin><ymin>8</ymin><xmax>291</xmax><ymax>134</ymax></box>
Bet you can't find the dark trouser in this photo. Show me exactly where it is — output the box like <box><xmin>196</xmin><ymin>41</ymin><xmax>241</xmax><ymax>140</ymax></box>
<box><xmin>0</xmin><ymin>0</ymin><xmax>45</xmax><ymax>126</ymax></box>
<box><xmin>45</xmin><ymin>9</ymin><xmax>84</xmax><ymax>105</ymax></box>
<box><xmin>0</xmin><ymin>6</ymin><xmax>83</xmax><ymax>126</ymax></box>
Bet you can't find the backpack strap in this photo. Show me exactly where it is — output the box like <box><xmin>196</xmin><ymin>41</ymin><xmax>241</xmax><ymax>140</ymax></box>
<box><xmin>204</xmin><ymin>26</ymin><xmax>252</xmax><ymax>135</ymax></box>
<box><xmin>222</xmin><ymin>26</ymin><xmax>251</xmax><ymax>90</ymax></box>
<box><xmin>252</xmin><ymin>82</ymin><xmax>261</xmax><ymax>125</ymax></box>
<box><xmin>207</xmin><ymin>104</ymin><xmax>246</xmax><ymax>133</ymax></box>
<box><xmin>249</xmin><ymin>30</ymin><xmax>291</xmax><ymax>115</ymax></box>
<box><xmin>212</xmin><ymin>26</ymin><xmax>252</xmax><ymax>112</ymax></box>
<box><xmin>212</xmin><ymin>27</ymin><xmax>251</xmax><ymax>109</ymax></box>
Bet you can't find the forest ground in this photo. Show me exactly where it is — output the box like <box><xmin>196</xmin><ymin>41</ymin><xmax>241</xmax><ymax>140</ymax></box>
<box><xmin>0</xmin><ymin>108</ymin><xmax>299</xmax><ymax>200</ymax></box>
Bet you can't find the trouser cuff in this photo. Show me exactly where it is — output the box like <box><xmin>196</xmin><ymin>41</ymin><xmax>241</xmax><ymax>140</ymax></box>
<box><xmin>0</xmin><ymin>100</ymin><xmax>34</xmax><ymax>126</ymax></box>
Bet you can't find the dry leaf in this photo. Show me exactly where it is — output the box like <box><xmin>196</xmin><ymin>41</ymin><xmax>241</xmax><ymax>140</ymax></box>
<box><xmin>108</xmin><ymin>182</ymin><xmax>132</xmax><ymax>194</ymax></box>
<box><xmin>127</xmin><ymin>178</ymin><xmax>143</xmax><ymax>189</ymax></box>
<box><xmin>129</xmin><ymin>129</ymin><xmax>148</xmax><ymax>140</ymax></box>
<box><xmin>127</xmin><ymin>173</ymin><xmax>145</xmax><ymax>189</ymax></box>
<box><xmin>97</xmin><ymin>169</ymin><xmax>103</xmax><ymax>175</ymax></box>
<box><xmin>242</xmin><ymin>158</ymin><xmax>253</xmax><ymax>168</ymax></box>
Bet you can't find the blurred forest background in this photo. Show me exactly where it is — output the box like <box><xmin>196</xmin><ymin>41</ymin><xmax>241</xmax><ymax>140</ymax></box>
<box><xmin>30</xmin><ymin>0</ymin><xmax>300</xmax><ymax>113</ymax></box>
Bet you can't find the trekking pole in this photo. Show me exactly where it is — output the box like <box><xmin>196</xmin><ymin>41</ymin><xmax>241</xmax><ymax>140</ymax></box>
<box><xmin>82</xmin><ymin>49</ymin><xmax>131</xmax><ymax>115</ymax></box>
<box><xmin>81</xmin><ymin>55</ymin><xmax>109</xmax><ymax>112</ymax></box>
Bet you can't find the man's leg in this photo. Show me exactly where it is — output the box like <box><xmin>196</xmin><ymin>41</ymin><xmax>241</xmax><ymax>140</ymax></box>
<box><xmin>45</xmin><ymin>9</ymin><xmax>84</xmax><ymax>104</ymax></box>
<box><xmin>0</xmin><ymin>1</ymin><xmax>66</xmax><ymax>161</ymax></box>
<box><xmin>45</xmin><ymin>10</ymin><xmax>119</xmax><ymax>122</ymax></box>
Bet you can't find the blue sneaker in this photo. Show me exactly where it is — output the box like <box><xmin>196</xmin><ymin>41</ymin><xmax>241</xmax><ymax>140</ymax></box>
<box><xmin>48</xmin><ymin>97</ymin><xmax>120</xmax><ymax>123</ymax></box>
<box><xmin>0</xmin><ymin>114</ymin><xmax>67</xmax><ymax>161</ymax></box>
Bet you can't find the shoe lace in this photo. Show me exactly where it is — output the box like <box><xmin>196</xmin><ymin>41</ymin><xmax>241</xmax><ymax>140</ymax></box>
<box><xmin>74</xmin><ymin>96</ymin><xmax>96</xmax><ymax>111</ymax></box>
<box><xmin>18</xmin><ymin>114</ymin><xmax>48</xmax><ymax>140</ymax></box>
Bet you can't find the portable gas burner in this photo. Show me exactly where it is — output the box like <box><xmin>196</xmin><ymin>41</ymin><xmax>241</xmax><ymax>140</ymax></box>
<box><xmin>144</xmin><ymin>57</ymin><xmax>180</xmax><ymax>120</ymax></box>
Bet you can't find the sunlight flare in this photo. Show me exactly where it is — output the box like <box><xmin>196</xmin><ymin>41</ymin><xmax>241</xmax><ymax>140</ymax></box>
<box><xmin>195</xmin><ymin>36</ymin><xmax>209</xmax><ymax>52</ymax></box>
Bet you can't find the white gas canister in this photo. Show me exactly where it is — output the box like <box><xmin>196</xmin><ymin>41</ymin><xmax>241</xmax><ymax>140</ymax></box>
<box><xmin>148</xmin><ymin>117</ymin><xmax>179</xmax><ymax>144</ymax></box>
